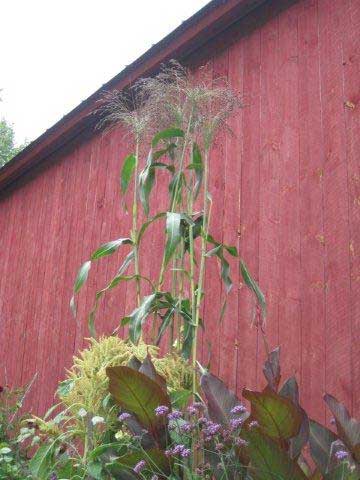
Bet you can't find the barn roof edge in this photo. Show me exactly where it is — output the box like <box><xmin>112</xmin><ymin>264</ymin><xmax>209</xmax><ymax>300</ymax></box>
<box><xmin>0</xmin><ymin>0</ymin><xmax>265</xmax><ymax>192</ymax></box>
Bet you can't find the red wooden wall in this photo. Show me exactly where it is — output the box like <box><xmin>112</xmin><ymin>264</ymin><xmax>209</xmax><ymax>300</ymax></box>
<box><xmin>0</xmin><ymin>0</ymin><xmax>359</xmax><ymax>424</ymax></box>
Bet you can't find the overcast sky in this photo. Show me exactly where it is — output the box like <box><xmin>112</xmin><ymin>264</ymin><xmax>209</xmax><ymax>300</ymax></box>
<box><xmin>1</xmin><ymin>0</ymin><xmax>209</xmax><ymax>145</ymax></box>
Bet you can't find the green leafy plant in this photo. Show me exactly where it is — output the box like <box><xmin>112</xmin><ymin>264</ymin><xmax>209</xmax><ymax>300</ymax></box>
<box><xmin>101</xmin><ymin>349</ymin><xmax>359</xmax><ymax>480</ymax></box>
<box><xmin>0</xmin><ymin>382</ymin><xmax>35</xmax><ymax>479</ymax></box>
<box><xmin>70</xmin><ymin>62</ymin><xmax>247</xmax><ymax>396</ymax></box>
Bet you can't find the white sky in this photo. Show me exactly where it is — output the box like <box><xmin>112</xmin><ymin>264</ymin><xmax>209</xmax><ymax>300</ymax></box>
<box><xmin>0</xmin><ymin>0</ymin><xmax>209</xmax><ymax>145</ymax></box>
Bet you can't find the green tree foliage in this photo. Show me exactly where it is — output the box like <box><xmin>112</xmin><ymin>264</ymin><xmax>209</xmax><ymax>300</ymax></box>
<box><xmin>0</xmin><ymin>118</ymin><xmax>27</xmax><ymax>168</ymax></box>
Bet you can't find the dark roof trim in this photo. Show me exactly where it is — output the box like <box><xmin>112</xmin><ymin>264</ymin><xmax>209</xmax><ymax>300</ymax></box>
<box><xmin>0</xmin><ymin>0</ymin><xmax>265</xmax><ymax>191</ymax></box>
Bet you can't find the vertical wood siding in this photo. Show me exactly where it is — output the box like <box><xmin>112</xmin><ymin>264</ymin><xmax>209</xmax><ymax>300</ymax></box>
<box><xmin>0</xmin><ymin>0</ymin><xmax>358</xmax><ymax>422</ymax></box>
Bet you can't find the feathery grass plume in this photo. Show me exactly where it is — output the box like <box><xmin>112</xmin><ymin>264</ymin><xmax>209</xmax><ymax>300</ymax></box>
<box><xmin>95</xmin><ymin>85</ymin><xmax>152</xmax><ymax>141</ymax></box>
<box><xmin>136</xmin><ymin>60</ymin><xmax>242</xmax><ymax>150</ymax></box>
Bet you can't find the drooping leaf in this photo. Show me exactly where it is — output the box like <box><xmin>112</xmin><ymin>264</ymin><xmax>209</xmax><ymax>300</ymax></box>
<box><xmin>164</xmin><ymin>212</ymin><xmax>182</xmax><ymax>267</ymax></box>
<box><xmin>164</xmin><ymin>213</ymin><xmax>194</xmax><ymax>267</ymax></box>
<box><xmin>88</xmin><ymin>443</ymin><xmax>127</xmax><ymax>461</ymax></box>
<box><xmin>139</xmin><ymin>355</ymin><xmax>167</xmax><ymax>391</ymax></box>
<box><xmin>170</xmin><ymin>389</ymin><xmax>192</xmax><ymax>409</ymax></box>
<box><xmin>156</xmin><ymin>307</ymin><xmax>175</xmax><ymax>345</ymax></box>
<box><xmin>280</xmin><ymin>377</ymin><xmax>309</xmax><ymax>459</ymax></box>
<box><xmin>152</xmin><ymin>142</ymin><xmax>177</xmax><ymax>161</ymax></box>
<box><xmin>243</xmin><ymin>387</ymin><xmax>302</xmax><ymax>442</ymax></box>
<box><xmin>201</xmin><ymin>370</ymin><xmax>243</xmax><ymax>426</ymax></box>
<box><xmin>188</xmin><ymin>142</ymin><xmax>203</xmax><ymax>199</ymax></box>
<box><xmin>91</xmin><ymin>238</ymin><xmax>132</xmax><ymax>260</ymax></box>
<box><xmin>151</xmin><ymin>127</ymin><xmax>184</xmax><ymax>148</ymax></box>
<box><xmin>29</xmin><ymin>442</ymin><xmax>57</xmax><ymax>479</ymax></box>
<box><xmin>242</xmin><ymin>426</ymin><xmax>307</xmax><ymax>480</ymax></box>
<box><xmin>121</xmin><ymin>153</ymin><xmax>136</xmax><ymax>194</ymax></box>
<box><xmin>279</xmin><ymin>376</ymin><xmax>299</xmax><ymax>405</ymax></box>
<box><xmin>74</xmin><ymin>260</ymin><xmax>91</xmax><ymax>293</ymax></box>
<box><xmin>168</xmin><ymin>171</ymin><xmax>186</xmax><ymax>207</ymax></box>
<box><xmin>240</xmin><ymin>259</ymin><xmax>266</xmax><ymax>318</ymax></box>
<box><xmin>106</xmin><ymin>366</ymin><xmax>171</xmax><ymax>439</ymax></box>
<box><xmin>206</xmin><ymin>245</ymin><xmax>233</xmax><ymax>293</ymax></box>
<box><xmin>127</xmin><ymin>294</ymin><xmax>157</xmax><ymax>344</ymax></box>
<box><xmin>139</xmin><ymin>150</ymin><xmax>156</xmax><ymax>216</ymax></box>
<box><xmin>324</xmin><ymin>394</ymin><xmax>360</xmax><ymax>462</ymax></box>
<box><xmin>184</xmin><ymin>215</ymin><xmax>203</xmax><ymax>252</ymax></box>
<box><xmin>309</xmin><ymin>419</ymin><xmax>338</xmax><ymax>475</ymax></box>
<box><xmin>178</xmin><ymin>298</ymin><xmax>196</xmax><ymax>360</ymax></box>
<box><xmin>70</xmin><ymin>260</ymin><xmax>91</xmax><ymax>316</ymax></box>
<box><xmin>263</xmin><ymin>347</ymin><xmax>281</xmax><ymax>391</ymax></box>
<box><xmin>88</xmin><ymin>250</ymin><xmax>135</xmax><ymax>337</ymax></box>
<box><xmin>137</xmin><ymin>212</ymin><xmax>167</xmax><ymax>244</ymax></box>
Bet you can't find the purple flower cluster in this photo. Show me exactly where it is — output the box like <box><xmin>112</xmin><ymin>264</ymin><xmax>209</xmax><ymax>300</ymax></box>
<box><xmin>335</xmin><ymin>450</ymin><xmax>349</xmax><ymax>461</ymax></box>
<box><xmin>168</xmin><ymin>409</ymin><xmax>183</xmax><ymax>420</ymax></box>
<box><xmin>154</xmin><ymin>405</ymin><xmax>169</xmax><ymax>416</ymax></box>
<box><xmin>235</xmin><ymin>437</ymin><xmax>248</xmax><ymax>447</ymax></box>
<box><xmin>248</xmin><ymin>420</ymin><xmax>259</xmax><ymax>429</ymax></box>
<box><xmin>202</xmin><ymin>420</ymin><xmax>222</xmax><ymax>440</ymax></box>
<box><xmin>231</xmin><ymin>404</ymin><xmax>246</xmax><ymax>414</ymax></box>
<box><xmin>180</xmin><ymin>421</ymin><xmax>195</xmax><ymax>433</ymax></box>
<box><xmin>133</xmin><ymin>460</ymin><xmax>146</xmax><ymax>474</ymax></box>
<box><xmin>165</xmin><ymin>444</ymin><xmax>191</xmax><ymax>458</ymax></box>
<box><xmin>118</xmin><ymin>412</ymin><xmax>131</xmax><ymax>422</ymax></box>
<box><xmin>230</xmin><ymin>418</ymin><xmax>243</xmax><ymax>431</ymax></box>
<box><xmin>187</xmin><ymin>402</ymin><xmax>205</xmax><ymax>415</ymax></box>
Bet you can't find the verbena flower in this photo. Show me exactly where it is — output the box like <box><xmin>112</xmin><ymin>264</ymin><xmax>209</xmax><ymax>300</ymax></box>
<box><xmin>168</xmin><ymin>410</ymin><xmax>182</xmax><ymax>420</ymax></box>
<box><xmin>231</xmin><ymin>404</ymin><xmax>246</xmax><ymax>414</ymax></box>
<box><xmin>118</xmin><ymin>412</ymin><xmax>131</xmax><ymax>421</ymax></box>
<box><xmin>133</xmin><ymin>460</ymin><xmax>147</xmax><ymax>474</ymax></box>
<box><xmin>198</xmin><ymin>416</ymin><xmax>208</xmax><ymax>425</ymax></box>
<box><xmin>235</xmin><ymin>438</ymin><xmax>248</xmax><ymax>447</ymax></box>
<box><xmin>187</xmin><ymin>405</ymin><xmax>198</xmax><ymax>415</ymax></box>
<box><xmin>181</xmin><ymin>422</ymin><xmax>195</xmax><ymax>433</ymax></box>
<box><xmin>181</xmin><ymin>448</ymin><xmax>191</xmax><ymax>458</ymax></box>
<box><xmin>203</xmin><ymin>421</ymin><xmax>221</xmax><ymax>436</ymax></box>
<box><xmin>155</xmin><ymin>405</ymin><xmax>169</xmax><ymax>416</ymax></box>
<box><xmin>249</xmin><ymin>420</ymin><xmax>259</xmax><ymax>429</ymax></box>
<box><xmin>172</xmin><ymin>444</ymin><xmax>186</xmax><ymax>455</ymax></box>
<box><xmin>335</xmin><ymin>450</ymin><xmax>348</xmax><ymax>461</ymax></box>
<box><xmin>230</xmin><ymin>418</ymin><xmax>243</xmax><ymax>430</ymax></box>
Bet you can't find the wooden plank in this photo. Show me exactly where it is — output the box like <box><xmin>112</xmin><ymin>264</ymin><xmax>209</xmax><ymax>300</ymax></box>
<box><xmin>277</xmin><ymin>3</ymin><xmax>302</xmax><ymax>388</ymax></box>
<box><xmin>297</xmin><ymin>0</ymin><xmax>326</xmax><ymax>424</ymax></box>
<box><xmin>318</xmin><ymin>0</ymin><xmax>352</xmax><ymax>422</ymax></box>
<box><xmin>32</xmin><ymin>158</ymin><xmax>60</xmax><ymax>414</ymax></box>
<box><xmin>202</xmin><ymin>51</ymin><xmax>228</xmax><ymax>377</ymax></box>
<box><xmin>5</xmin><ymin>187</ymin><xmax>29</xmax><ymax>386</ymax></box>
<box><xmin>75</xmin><ymin>135</ymin><xmax>110</xmax><ymax>352</ymax></box>
<box><xmin>236</xmin><ymin>27</ymin><xmax>261</xmax><ymax>395</ymax></box>
<box><xmin>219</xmin><ymin>40</ymin><xmax>243</xmax><ymax>391</ymax></box>
<box><xmin>0</xmin><ymin>195</ymin><xmax>16</xmax><ymax>385</ymax></box>
<box><xmin>341</xmin><ymin>0</ymin><xmax>360</xmax><ymax>417</ymax></box>
<box><xmin>257</xmin><ymin>12</ymin><xmax>281</xmax><ymax>387</ymax></box>
<box><xmin>20</xmin><ymin>170</ymin><xmax>50</xmax><ymax>411</ymax></box>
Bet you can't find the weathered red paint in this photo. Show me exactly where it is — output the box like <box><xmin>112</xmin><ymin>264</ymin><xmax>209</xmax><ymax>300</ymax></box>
<box><xmin>0</xmin><ymin>0</ymin><xmax>358</xmax><ymax>424</ymax></box>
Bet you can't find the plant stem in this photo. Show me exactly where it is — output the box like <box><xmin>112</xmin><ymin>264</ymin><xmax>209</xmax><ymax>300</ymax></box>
<box><xmin>132</xmin><ymin>137</ymin><xmax>141</xmax><ymax>308</ymax></box>
<box><xmin>157</xmin><ymin>113</ymin><xmax>193</xmax><ymax>291</ymax></box>
<box><xmin>192</xmin><ymin>149</ymin><xmax>210</xmax><ymax>396</ymax></box>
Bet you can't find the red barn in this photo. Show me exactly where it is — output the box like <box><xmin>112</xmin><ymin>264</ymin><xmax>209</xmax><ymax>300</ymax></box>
<box><xmin>0</xmin><ymin>0</ymin><xmax>359</xmax><ymax>423</ymax></box>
